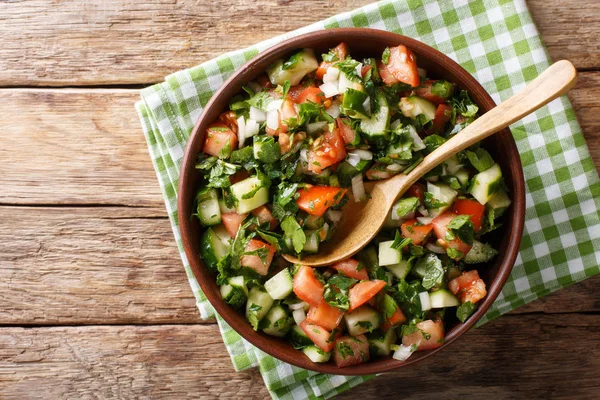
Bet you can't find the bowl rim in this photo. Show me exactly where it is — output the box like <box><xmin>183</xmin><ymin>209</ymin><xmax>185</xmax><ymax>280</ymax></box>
<box><xmin>178</xmin><ymin>27</ymin><xmax>526</xmax><ymax>375</ymax></box>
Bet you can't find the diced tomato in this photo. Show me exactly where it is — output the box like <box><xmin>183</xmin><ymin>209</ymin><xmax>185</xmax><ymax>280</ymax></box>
<box><xmin>256</xmin><ymin>74</ymin><xmax>273</xmax><ymax>89</ymax></box>
<box><xmin>296</xmin><ymin>185</ymin><xmax>347</xmax><ymax>217</ymax></box>
<box><xmin>293</xmin><ymin>265</ymin><xmax>325</xmax><ymax>307</ymax></box>
<box><xmin>218</xmin><ymin>111</ymin><xmax>239</xmax><ymax>133</ymax></box>
<box><xmin>406</xmin><ymin>183</ymin><xmax>426</xmax><ymax>201</ymax></box>
<box><xmin>361</xmin><ymin>65</ymin><xmax>372</xmax><ymax>78</ymax></box>
<box><xmin>295</xmin><ymin>87</ymin><xmax>325</xmax><ymax>105</ymax></box>
<box><xmin>415</xmin><ymin>80</ymin><xmax>454</xmax><ymax>105</ymax></box>
<box><xmin>381</xmin><ymin>305</ymin><xmax>407</xmax><ymax>332</ymax></box>
<box><xmin>366</xmin><ymin>165</ymin><xmax>395</xmax><ymax>180</ymax></box>
<box><xmin>386</xmin><ymin>45</ymin><xmax>420</xmax><ymax>87</ymax></box>
<box><xmin>401</xmin><ymin>319</ymin><xmax>445</xmax><ymax>350</ymax></box>
<box><xmin>250</xmin><ymin>205</ymin><xmax>278</xmax><ymax>230</ymax></box>
<box><xmin>307</xmin><ymin>128</ymin><xmax>346</xmax><ymax>174</ymax></box>
<box><xmin>400</xmin><ymin>219</ymin><xmax>433</xmax><ymax>246</ymax></box>
<box><xmin>348</xmin><ymin>280</ymin><xmax>386</xmax><ymax>311</ymax></box>
<box><xmin>279</xmin><ymin>98</ymin><xmax>298</xmax><ymax>133</ymax></box>
<box><xmin>448</xmin><ymin>270</ymin><xmax>487</xmax><ymax>304</ymax></box>
<box><xmin>221</xmin><ymin>212</ymin><xmax>247</xmax><ymax>237</ymax></box>
<box><xmin>431</xmin><ymin>212</ymin><xmax>472</xmax><ymax>256</ymax></box>
<box><xmin>336</xmin><ymin>118</ymin><xmax>358</xmax><ymax>145</ymax></box>
<box><xmin>240</xmin><ymin>239</ymin><xmax>275</xmax><ymax>276</ymax></box>
<box><xmin>366</xmin><ymin>296</ymin><xmax>377</xmax><ymax>308</ymax></box>
<box><xmin>453</xmin><ymin>198</ymin><xmax>485</xmax><ymax>231</ymax></box>
<box><xmin>300</xmin><ymin>320</ymin><xmax>334</xmax><ymax>352</ymax></box>
<box><xmin>229</xmin><ymin>170</ymin><xmax>250</xmax><ymax>185</ymax></box>
<box><xmin>306</xmin><ymin>301</ymin><xmax>345</xmax><ymax>331</ymax></box>
<box><xmin>432</xmin><ymin>104</ymin><xmax>453</xmax><ymax>135</ymax></box>
<box><xmin>377</xmin><ymin>60</ymin><xmax>400</xmax><ymax>86</ymax></box>
<box><xmin>286</xmin><ymin>85</ymin><xmax>307</xmax><ymax>102</ymax></box>
<box><xmin>316</xmin><ymin>42</ymin><xmax>349</xmax><ymax>80</ymax></box>
<box><xmin>334</xmin><ymin>335</ymin><xmax>370</xmax><ymax>368</ymax></box>
<box><xmin>203</xmin><ymin>124</ymin><xmax>238</xmax><ymax>158</ymax></box>
<box><xmin>332</xmin><ymin>258</ymin><xmax>368</xmax><ymax>281</ymax></box>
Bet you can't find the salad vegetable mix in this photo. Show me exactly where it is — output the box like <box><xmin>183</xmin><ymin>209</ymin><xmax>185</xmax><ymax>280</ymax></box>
<box><xmin>193</xmin><ymin>43</ymin><xmax>512</xmax><ymax>367</ymax></box>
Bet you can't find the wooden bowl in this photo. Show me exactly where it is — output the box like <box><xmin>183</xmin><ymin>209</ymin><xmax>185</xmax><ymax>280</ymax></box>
<box><xmin>178</xmin><ymin>28</ymin><xmax>525</xmax><ymax>375</ymax></box>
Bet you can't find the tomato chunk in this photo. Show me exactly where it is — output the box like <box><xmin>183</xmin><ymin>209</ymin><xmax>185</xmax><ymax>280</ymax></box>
<box><xmin>400</xmin><ymin>219</ymin><xmax>433</xmax><ymax>245</ymax></box>
<box><xmin>406</xmin><ymin>183</ymin><xmax>426</xmax><ymax>201</ymax></box>
<box><xmin>293</xmin><ymin>265</ymin><xmax>325</xmax><ymax>307</ymax></box>
<box><xmin>336</xmin><ymin>118</ymin><xmax>358</xmax><ymax>145</ymax></box>
<box><xmin>448</xmin><ymin>270</ymin><xmax>487</xmax><ymax>304</ymax></box>
<box><xmin>240</xmin><ymin>239</ymin><xmax>275</xmax><ymax>276</ymax></box>
<box><xmin>386</xmin><ymin>45</ymin><xmax>420</xmax><ymax>87</ymax></box>
<box><xmin>300</xmin><ymin>320</ymin><xmax>334</xmax><ymax>352</ymax></box>
<box><xmin>306</xmin><ymin>301</ymin><xmax>345</xmax><ymax>331</ymax></box>
<box><xmin>332</xmin><ymin>258</ymin><xmax>368</xmax><ymax>281</ymax></box>
<box><xmin>381</xmin><ymin>305</ymin><xmax>407</xmax><ymax>332</ymax></box>
<box><xmin>251</xmin><ymin>205</ymin><xmax>278</xmax><ymax>230</ymax></box>
<box><xmin>402</xmin><ymin>319</ymin><xmax>445</xmax><ymax>350</ymax></box>
<box><xmin>203</xmin><ymin>123</ymin><xmax>238</xmax><ymax>158</ymax></box>
<box><xmin>334</xmin><ymin>335</ymin><xmax>370</xmax><ymax>368</ymax></box>
<box><xmin>377</xmin><ymin>60</ymin><xmax>400</xmax><ymax>86</ymax></box>
<box><xmin>431</xmin><ymin>212</ymin><xmax>472</xmax><ymax>256</ymax></box>
<box><xmin>307</xmin><ymin>128</ymin><xmax>347</xmax><ymax>174</ymax></box>
<box><xmin>296</xmin><ymin>185</ymin><xmax>347</xmax><ymax>217</ymax></box>
<box><xmin>453</xmin><ymin>198</ymin><xmax>485</xmax><ymax>231</ymax></box>
<box><xmin>432</xmin><ymin>104</ymin><xmax>452</xmax><ymax>135</ymax></box>
<box><xmin>221</xmin><ymin>212</ymin><xmax>247</xmax><ymax>237</ymax></box>
<box><xmin>348</xmin><ymin>280</ymin><xmax>386</xmax><ymax>311</ymax></box>
<box><xmin>415</xmin><ymin>80</ymin><xmax>454</xmax><ymax>105</ymax></box>
<box><xmin>316</xmin><ymin>42</ymin><xmax>349</xmax><ymax>80</ymax></box>
<box><xmin>295</xmin><ymin>87</ymin><xmax>325</xmax><ymax>104</ymax></box>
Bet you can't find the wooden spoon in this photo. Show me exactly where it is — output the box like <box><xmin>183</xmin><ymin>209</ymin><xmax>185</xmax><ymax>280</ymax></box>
<box><xmin>283</xmin><ymin>60</ymin><xmax>577</xmax><ymax>267</ymax></box>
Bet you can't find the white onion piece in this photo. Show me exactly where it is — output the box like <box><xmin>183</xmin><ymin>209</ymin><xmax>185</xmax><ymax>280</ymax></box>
<box><xmin>417</xmin><ymin>216</ymin><xmax>434</xmax><ymax>225</ymax></box>
<box><xmin>307</xmin><ymin>121</ymin><xmax>327</xmax><ymax>134</ymax></box>
<box><xmin>392</xmin><ymin>208</ymin><xmax>415</xmax><ymax>221</ymax></box>
<box><xmin>236</xmin><ymin>116</ymin><xmax>246</xmax><ymax>148</ymax></box>
<box><xmin>390</xmin><ymin>119</ymin><xmax>402</xmax><ymax>130</ymax></box>
<box><xmin>249</xmin><ymin>106</ymin><xmax>266</xmax><ymax>122</ymax></box>
<box><xmin>289</xmin><ymin>301</ymin><xmax>308</xmax><ymax>310</ymax></box>
<box><xmin>326</xmin><ymin>209</ymin><xmax>343</xmax><ymax>223</ymax></box>
<box><xmin>300</xmin><ymin>148</ymin><xmax>308</xmax><ymax>163</ymax></box>
<box><xmin>351</xmin><ymin>174</ymin><xmax>366</xmax><ymax>202</ymax></box>
<box><xmin>292</xmin><ymin>309</ymin><xmax>306</xmax><ymax>325</ymax></box>
<box><xmin>319</xmin><ymin>82</ymin><xmax>340</xmax><ymax>98</ymax></box>
<box><xmin>418</xmin><ymin>206</ymin><xmax>429</xmax><ymax>217</ymax></box>
<box><xmin>393</xmin><ymin>344</ymin><xmax>417</xmax><ymax>361</ymax></box>
<box><xmin>266</xmin><ymin>109</ymin><xmax>279</xmax><ymax>130</ymax></box>
<box><xmin>408</xmin><ymin>125</ymin><xmax>426</xmax><ymax>150</ymax></box>
<box><xmin>325</xmin><ymin>101</ymin><xmax>341</xmax><ymax>118</ymax></box>
<box><xmin>245</xmin><ymin>119</ymin><xmax>259</xmax><ymax>138</ymax></box>
<box><xmin>419</xmin><ymin>292</ymin><xmax>432</xmax><ymax>311</ymax></box>
<box><xmin>266</xmin><ymin>99</ymin><xmax>283</xmax><ymax>111</ymax></box>
<box><xmin>418</xmin><ymin>67</ymin><xmax>427</xmax><ymax>77</ymax></box>
<box><xmin>346</xmin><ymin>152</ymin><xmax>361</xmax><ymax>167</ymax></box>
<box><xmin>247</xmin><ymin>81</ymin><xmax>262</xmax><ymax>93</ymax></box>
<box><xmin>350</xmin><ymin>149</ymin><xmax>373</xmax><ymax>161</ymax></box>
<box><xmin>323</xmin><ymin>67</ymin><xmax>340</xmax><ymax>83</ymax></box>
<box><xmin>447</xmin><ymin>163</ymin><xmax>464</xmax><ymax>175</ymax></box>
<box><xmin>355</xmin><ymin>62</ymin><xmax>363</xmax><ymax>77</ymax></box>
<box><xmin>426</xmin><ymin>242</ymin><xmax>446</xmax><ymax>254</ymax></box>
<box><xmin>386</xmin><ymin>163</ymin><xmax>404</xmax><ymax>172</ymax></box>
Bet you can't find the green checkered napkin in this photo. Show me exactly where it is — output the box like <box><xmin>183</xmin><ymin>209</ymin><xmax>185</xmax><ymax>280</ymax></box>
<box><xmin>136</xmin><ymin>0</ymin><xmax>600</xmax><ymax>398</ymax></box>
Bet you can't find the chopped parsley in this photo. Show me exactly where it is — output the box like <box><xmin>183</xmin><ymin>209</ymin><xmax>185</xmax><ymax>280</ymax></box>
<box><xmin>456</xmin><ymin>301</ymin><xmax>477</xmax><ymax>322</ymax></box>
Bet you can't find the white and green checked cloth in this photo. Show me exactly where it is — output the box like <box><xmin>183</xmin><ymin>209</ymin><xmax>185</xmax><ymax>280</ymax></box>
<box><xmin>135</xmin><ymin>0</ymin><xmax>600</xmax><ymax>398</ymax></box>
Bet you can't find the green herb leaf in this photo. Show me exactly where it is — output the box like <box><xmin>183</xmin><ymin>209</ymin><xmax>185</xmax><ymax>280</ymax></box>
<box><xmin>447</xmin><ymin>214</ymin><xmax>475</xmax><ymax>245</ymax></box>
<box><xmin>446</xmin><ymin>247</ymin><xmax>464</xmax><ymax>261</ymax></box>
<box><xmin>430</xmin><ymin>80</ymin><xmax>454</xmax><ymax>99</ymax></box>
<box><xmin>282</xmin><ymin>51</ymin><xmax>305</xmax><ymax>70</ymax></box>
<box><xmin>333</xmin><ymin>58</ymin><xmax>362</xmax><ymax>83</ymax></box>
<box><xmin>393</xmin><ymin>197</ymin><xmax>419</xmax><ymax>219</ymax></box>
<box><xmin>423</xmin><ymin>192</ymin><xmax>447</xmax><ymax>210</ymax></box>
<box><xmin>336</xmin><ymin>342</ymin><xmax>355</xmax><ymax>359</ymax></box>
<box><xmin>419</xmin><ymin>253</ymin><xmax>444</xmax><ymax>290</ymax></box>
<box><xmin>280</xmin><ymin>216</ymin><xmax>306</xmax><ymax>253</ymax></box>
<box><xmin>382</xmin><ymin>47</ymin><xmax>391</xmax><ymax>64</ymax></box>
<box><xmin>391</xmin><ymin>230</ymin><xmax>412</xmax><ymax>251</ymax></box>
<box><xmin>466</xmin><ymin>148</ymin><xmax>495</xmax><ymax>172</ymax></box>
<box><xmin>382</xmin><ymin>294</ymin><xmax>398</xmax><ymax>319</ymax></box>
<box><xmin>456</xmin><ymin>301</ymin><xmax>477</xmax><ymax>322</ymax></box>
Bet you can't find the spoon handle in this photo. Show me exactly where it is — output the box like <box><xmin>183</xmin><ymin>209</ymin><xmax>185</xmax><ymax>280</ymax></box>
<box><xmin>381</xmin><ymin>60</ymin><xmax>578</xmax><ymax>195</ymax></box>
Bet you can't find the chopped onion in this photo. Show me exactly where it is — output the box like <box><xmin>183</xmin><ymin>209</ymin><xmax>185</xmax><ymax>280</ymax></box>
<box><xmin>390</xmin><ymin>119</ymin><xmax>402</xmax><ymax>130</ymax></box>
<box><xmin>247</xmin><ymin>81</ymin><xmax>262</xmax><ymax>93</ymax></box>
<box><xmin>351</xmin><ymin>174</ymin><xmax>366</xmax><ymax>202</ymax></box>
<box><xmin>386</xmin><ymin>163</ymin><xmax>404</xmax><ymax>172</ymax></box>
<box><xmin>266</xmin><ymin>99</ymin><xmax>283</xmax><ymax>111</ymax></box>
<box><xmin>236</xmin><ymin>115</ymin><xmax>246</xmax><ymax>148</ymax></box>
<box><xmin>321</xmin><ymin>222</ymin><xmax>330</xmax><ymax>239</ymax></box>
<box><xmin>323</xmin><ymin>67</ymin><xmax>340</xmax><ymax>83</ymax></box>
<box><xmin>447</xmin><ymin>163</ymin><xmax>464</xmax><ymax>175</ymax></box>
<box><xmin>426</xmin><ymin>242</ymin><xmax>446</xmax><ymax>254</ymax></box>
<box><xmin>266</xmin><ymin>109</ymin><xmax>279</xmax><ymax>130</ymax></box>
<box><xmin>392</xmin><ymin>344</ymin><xmax>417</xmax><ymax>361</ymax></box>
<box><xmin>355</xmin><ymin>62</ymin><xmax>363</xmax><ymax>77</ymax></box>
<box><xmin>300</xmin><ymin>148</ymin><xmax>308</xmax><ymax>163</ymax></box>
<box><xmin>417</xmin><ymin>216</ymin><xmax>434</xmax><ymax>225</ymax></box>
<box><xmin>325</xmin><ymin>101</ymin><xmax>341</xmax><ymax>118</ymax></box>
<box><xmin>346</xmin><ymin>152</ymin><xmax>361</xmax><ymax>167</ymax></box>
<box><xmin>350</xmin><ymin>149</ymin><xmax>373</xmax><ymax>161</ymax></box>
<box><xmin>419</xmin><ymin>292</ymin><xmax>432</xmax><ymax>311</ymax></box>
<box><xmin>326</xmin><ymin>209</ymin><xmax>343</xmax><ymax>223</ymax></box>
<box><xmin>362</xmin><ymin>96</ymin><xmax>371</xmax><ymax>116</ymax></box>
<box><xmin>407</xmin><ymin>125</ymin><xmax>426</xmax><ymax>150</ymax></box>
<box><xmin>319</xmin><ymin>82</ymin><xmax>339</xmax><ymax>98</ymax></box>
<box><xmin>289</xmin><ymin>301</ymin><xmax>308</xmax><ymax>310</ymax></box>
<box><xmin>418</xmin><ymin>205</ymin><xmax>429</xmax><ymax>217</ymax></box>
<box><xmin>418</xmin><ymin>68</ymin><xmax>427</xmax><ymax>77</ymax></box>
<box><xmin>292</xmin><ymin>309</ymin><xmax>306</xmax><ymax>325</ymax></box>
<box><xmin>249</xmin><ymin>106</ymin><xmax>266</xmax><ymax>122</ymax></box>
<box><xmin>307</xmin><ymin>121</ymin><xmax>327</xmax><ymax>134</ymax></box>
<box><xmin>245</xmin><ymin>118</ymin><xmax>259</xmax><ymax>138</ymax></box>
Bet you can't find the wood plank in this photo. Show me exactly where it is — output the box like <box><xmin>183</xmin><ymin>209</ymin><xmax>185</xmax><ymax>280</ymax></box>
<box><xmin>0</xmin><ymin>0</ymin><xmax>598</xmax><ymax>86</ymax></box>
<box><xmin>1</xmin><ymin>314</ymin><xmax>598</xmax><ymax>399</ymax></box>
<box><xmin>1</xmin><ymin>72</ymin><xmax>599</xmax><ymax>207</ymax></box>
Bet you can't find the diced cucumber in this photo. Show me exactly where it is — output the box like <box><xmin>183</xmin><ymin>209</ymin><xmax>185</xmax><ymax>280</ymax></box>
<box><xmin>464</xmin><ymin>240</ymin><xmax>498</xmax><ymax>264</ymax></box>
<box><xmin>385</xmin><ymin>260</ymin><xmax>411</xmax><ymax>279</ymax></box>
<box><xmin>378</xmin><ymin>240</ymin><xmax>401</xmax><ymax>266</ymax></box>
<box><xmin>469</xmin><ymin>163</ymin><xmax>502</xmax><ymax>205</ymax></box>
<box><xmin>253</xmin><ymin>135</ymin><xmax>280</xmax><ymax>164</ymax></box>
<box><xmin>288</xmin><ymin>324</ymin><xmax>313</xmax><ymax>349</ymax></box>
<box><xmin>200</xmin><ymin>227</ymin><xmax>229</xmax><ymax>271</ymax></box>
<box><xmin>196</xmin><ymin>188</ymin><xmax>221</xmax><ymax>226</ymax></box>
<box><xmin>344</xmin><ymin>306</ymin><xmax>381</xmax><ymax>336</ymax></box>
<box><xmin>303</xmin><ymin>215</ymin><xmax>325</xmax><ymax>230</ymax></box>
<box><xmin>246</xmin><ymin>286</ymin><xmax>274</xmax><ymax>330</ymax></box>
<box><xmin>329</xmin><ymin>174</ymin><xmax>340</xmax><ymax>187</ymax></box>
<box><xmin>303</xmin><ymin>230</ymin><xmax>320</xmax><ymax>253</ymax></box>
<box><xmin>357</xmin><ymin>246</ymin><xmax>379</xmax><ymax>271</ymax></box>
<box><xmin>302</xmin><ymin>345</ymin><xmax>332</xmax><ymax>363</ymax></box>
<box><xmin>262</xmin><ymin>305</ymin><xmax>292</xmax><ymax>337</ymax></box>
<box><xmin>400</xmin><ymin>96</ymin><xmax>437</xmax><ymax>122</ymax></box>
<box><xmin>360</xmin><ymin>91</ymin><xmax>390</xmax><ymax>140</ymax></box>
<box><xmin>342</xmin><ymin>89</ymin><xmax>370</xmax><ymax>119</ymax></box>
<box><xmin>429</xmin><ymin>288</ymin><xmax>460</xmax><ymax>308</ymax></box>
<box><xmin>426</xmin><ymin>182</ymin><xmax>458</xmax><ymax>217</ymax></box>
<box><xmin>230</xmin><ymin>176</ymin><xmax>269</xmax><ymax>213</ymax></box>
<box><xmin>487</xmin><ymin>190</ymin><xmax>511</xmax><ymax>217</ymax></box>
<box><xmin>220</xmin><ymin>276</ymin><xmax>248</xmax><ymax>309</ymax></box>
<box><xmin>455</xmin><ymin>168</ymin><xmax>470</xmax><ymax>187</ymax></box>
<box><xmin>264</xmin><ymin>268</ymin><xmax>294</xmax><ymax>300</ymax></box>
<box><xmin>368</xmin><ymin>329</ymin><xmax>397</xmax><ymax>357</ymax></box>
<box><xmin>212</xmin><ymin>224</ymin><xmax>232</xmax><ymax>247</ymax></box>
<box><xmin>267</xmin><ymin>49</ymin><xmax>319</xmax><ymax>86</ymax></box>
<box><xmin>218</xmin><ymin>197</ymin><xmax>236</xmax><ymax>214</ymax></box>
<box><xmin>312</xmin><ymin>168</ymin><xmax>332</xmax><ymax>186</ymax></box>
<box><xmin>337</xmin><ymin>160</ymin><xmax>370</xmax><ymax>188</ymax></box>
<box><xmin>419</xmin><ymin>291</ymin><xmax>432</xmax><ymax>311</ymax></box>
<box><xmin>442</xmin><ymin>155</ymin><xmax>461</xmax><ymax>176</ymax></box>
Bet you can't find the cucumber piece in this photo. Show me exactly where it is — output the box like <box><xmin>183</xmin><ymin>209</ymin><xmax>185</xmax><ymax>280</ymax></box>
<box><xmin>288</xmin><ymin>324</ymin><xmax>314</xmax><ymax>349</ymax></box>
<box><xmin>218</xmin><ymin>197</ymin><xmax>236</xmax><ymax>214</ymax></box>
<box><xmin>303</xmin><ymin>215</ymin><xmax>325</xmax><ymax>230</ymax></box>
<box><xmin>429</xmin><ymin>288</ymin><xmax>460</xmax><ymax>308</ymax></box>
<box><xmin>469</xmin><ymin>163</ymin><xmax>502</xmax><ymax>205</ymax></box>
<box><xmin>329</xmin><ymin>174</ymin><xmax>340</xmax><ymax>187</ymax></box>
<box><xmin>200</xmin><ymin>227</ymin><xmax>229</xmax><ymax>271</ymax></box>
<box><xmin>267</xmin><ymin>49</ymin><xmax>319</xmax><ymax>86</ymax></box>
<box><xmin>312</xmin><ymin>168</ymin><xmax>332</xmax><ymax>186</ymax></box>
<box><xmin>253</xmin><ymin>135</ymin><xmax>280</xmax><ymax>164</ymax></box>
<box><xmin>360</xmin><ymin>91</ymin><xmax>390</xmax><ymax>140</ymax></box>
<box><xmin>385</xmin><ymin>260</ymin><xmax>411</xmax><ymax>280</ymax></box>
<box><xmin>264</xmin><ymin>268</ymin><xmax>294</xmax><ymax>300</ymax></box>
<box><xmin>426</xmin><ymin>182</ymin><xmax>458</xmax><ymax>217</ymax></box>
<box><xmin>262</xmin><ymin>305</ymin><xmax>292</xmax><ymax>337</ymax></box>
<box><xmin>442</xmin><ymin>155</ymin><xmax>461</xmax><ymax>176</ymax></box>
<box><xmin>378</xmin><ymin>240</ymin><xmax>401</xmax><ymax>266</ymax></box>
<box><xmin>455</xmin><ymin>168</ymin><xmax>470</xmax><ymax>187</ymax></box>
<box><xmin>400</xmin><ymin>96</ymin><xmax>436</xmax><ymax>122</ymax></box>
<box><xmin>337</xmin><ymin>160</ymin><xmax>370</xmax><ymax>188</ymax></box>
<box><xmin>357</xmin><ymin>246</ymin><xmax>379</xmax><ymax>271</ymax></box>
<box><xmin>487</xmin><ymin>190</ymin><xmax>511</xmax><ymax>218</ymax></box>
<box><xmin>344</xmin><ymin>306</ymin><xmax>381</xmax><ymax>336</ymax></box>
<box><xmin>303</xmin><ymin>230</ymin><xmax>320</xmax><ymax>253</ymax></box>
<box><xmin>246</xmin><ymin>286</ymin><xmax>274</xmax><ymax>330</ymax></box>
<box><xmin>412</xmin><ymin>257</ymin><xmax>427</xmax><ymax>278</ymax></box>
<box><xmin>196</xmin><ymin>188</ymin><xmax>221</xmax><ymax>226</ymax></box>
<box><xmin>230</xmin><ymin>176</ymin><xmax>269</xmax><ymax>213</ymax></box>
<box><xmin>368</xmin><ymin>329</ymin><xmax>397</xmax><ymax>357</ymax></box>
<box><xmin>212</xmin><ymin>224</ymin><xmax>232</xmax><ymax>247</ymax></box>
<box><xmin>302</xmin><ymin>345</ymin><xmax>332</xmax><ymax>363</ymax></box>
<box><xmin>342</xmin><ymin>89</ymin><xmax>371</xmax><ymax>119</ymax></box>
<box><xmin>464</xmin><ymin>240</ymin><xmax>498</xmax><ymax>264</ymax></box>
<box><xmin>220</xmin><ymin>276</ymin><xmax>248</xmax><ymax>309</ymax></box>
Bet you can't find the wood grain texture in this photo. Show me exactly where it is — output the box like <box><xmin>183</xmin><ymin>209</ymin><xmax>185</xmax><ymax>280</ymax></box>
<box><xmin>0</xmin><ymin>0</ymin><xmax>598</xmax><ymax>86</ymax></box>
<box><xmin>1</xmin><ymin>314</ymin><xmax>598</xmax><ymax>399</ymax></box>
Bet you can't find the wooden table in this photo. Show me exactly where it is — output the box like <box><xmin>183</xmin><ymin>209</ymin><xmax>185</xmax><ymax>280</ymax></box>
<box><xmin>1</xmin><ymin>1</ymin><xmax>599</xmax><ymax>398</ymax></box>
